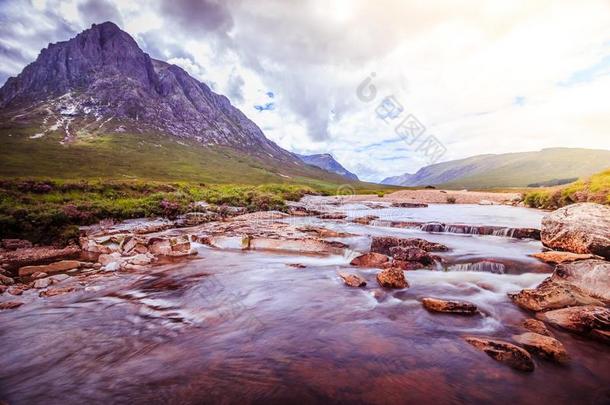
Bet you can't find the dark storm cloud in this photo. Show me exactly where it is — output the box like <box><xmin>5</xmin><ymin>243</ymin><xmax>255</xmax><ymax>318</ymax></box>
<box><xmin>77</xmin><ymin>0</ymin><xmax>124</xmax><ymax>27</ymax></box>
<box><xmin>159</xmin><ymin>0</ymin><xmax>233</xmax><ymax>38</ymax></box>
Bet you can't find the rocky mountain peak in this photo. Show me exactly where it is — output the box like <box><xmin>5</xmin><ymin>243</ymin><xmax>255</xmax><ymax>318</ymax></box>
<box><xmin>0</xmin><ymin>21</ymin><xmax>296</xmax><ymax>162</ymax></box>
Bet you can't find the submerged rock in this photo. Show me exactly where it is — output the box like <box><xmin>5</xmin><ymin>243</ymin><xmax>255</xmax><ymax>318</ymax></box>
<box><xmin>39</xmin><ymin>286</ymin><xmax>76</xmax><ymax>298</ymax></box>
<box><xmin>522</xmin><ymin>318</ymin><xmax>554</xmax><ymax>337</ymax></box>
<box><xmin>512</xmin><ymin>332</ymin><xmax>569</xmax><ymax>363</ymax></box>
<box><xmin>536</xmin><ymin>306</ymin><xmax>610</xmax><ymax>342</ymax></box>
<box><xmin>339</xmin><ymin>272</ymin><xmax>367</xmax><ymax>288</ymax></box>
<box><xmin>422</xmin><ymin>297</ymin><xmax>478</xmax><ymax>315</ymax></box>
<box><xmin>508</xmin><ymin>278</ymin><xmax>604</xmax><ymax>312</ymax></box>
<box><xmin>370</xmin><ymin>236</ymin><xmax>448</xmax><ymax>256</ymax></box>
<box><xmin>388</xmin><ymin>260</ymin><xmax>425</xmax><ymax>270</ymax></box>
<box><xmin>376</xmin><ymin>267</ymin><xmax>408</xmax><ymax>289</ymax></box>
<box><xmin>0</xmin><ymin>301</ymin><xmax>24</xmax><ymax>310</ymax></box>
<box><xmin>318</xmin><ymin>212</ymin><xmax>347</xmax><ymax>220</ymax></box>
<box><xmin>541</xmin><ymin>203</ymin><xmax>610</xmax><ymax>259</ymax></box>
<box><xmin>464</xmin><ymin>337</ymin><xmax>535</xmax><ymax>372</ymax></box>
<box><xmin>391</xmin><ymin>202</ymin><xmax>428</xmax><ymax>208</ymax></box>
<box><xmin>350</xmin><ymin>252</ymin><xmax>389</xmax><ymax>268</ymax></box>
<box><xmin>352</xmin><ymin>215</ymin><xmax>378</xmax><ymax>225</ymax></box>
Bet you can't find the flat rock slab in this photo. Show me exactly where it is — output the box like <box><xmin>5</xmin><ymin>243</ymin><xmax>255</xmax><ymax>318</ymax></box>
<box><xmin>19</xmin><ymin>260</ymin><xmax>81</xmax><ymax>277</ymax></box>
<box><xmin>531</xmin><ymin>251</ymin><xmax>600</xmax><ymax>265</ymax></box>
<box><xmin>465</xmin><ymin>336</ymin><xmax>535</xmax><ymax>372</ymax></box>
<box><xmin>422</xmin><ymin>297</ymin><xmax>478</xmax><ymax>315</ymax></box>
<box><xmin>522</xmin><ymin>318</ymin><xmax>554</xmax><ymax>337</ymax></box>
<box><xmin>512</xmin><ymin>332</ymin><xmax>569</xmax><ymax>363</ymax></box>
<box><xmin>371</xmin><ymin>236</ymin><xmax>449</xmax><ymax>256</ymax></box>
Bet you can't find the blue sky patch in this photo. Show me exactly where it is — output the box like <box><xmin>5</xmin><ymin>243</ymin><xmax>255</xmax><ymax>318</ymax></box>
<box><xmin>254</xmin><ymin>102</ymin><xmax>275</xmax><ymax>112</ymax></box>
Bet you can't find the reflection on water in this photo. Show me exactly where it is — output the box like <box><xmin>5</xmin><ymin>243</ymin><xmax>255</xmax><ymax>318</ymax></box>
<box><xmin>1</xmin><ymin>204</ymin><xmax>609</xmax><ymax>404</ymax></box>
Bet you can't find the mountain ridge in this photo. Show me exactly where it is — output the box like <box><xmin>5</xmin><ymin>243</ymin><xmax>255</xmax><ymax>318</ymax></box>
<box><xmin>382</xmin><ymin>147</ymin><xmax>610</xmax><ymax>188</ymax></box>
<box><xmin>296</xmin><ymin>153</ymin><xmax>359</xmax><ymax>180</ymax></box>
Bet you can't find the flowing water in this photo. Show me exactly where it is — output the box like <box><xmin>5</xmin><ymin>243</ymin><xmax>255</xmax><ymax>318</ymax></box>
<box><xmin>1</xmin><ymin>204</ymin><xmax>609</xmax><ymax>404</ymax></box>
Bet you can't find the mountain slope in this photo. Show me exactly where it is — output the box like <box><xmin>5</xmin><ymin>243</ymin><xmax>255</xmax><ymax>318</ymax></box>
<box><xmin>382</xmin><ymin>148</ymin><xmax>610</xmax><ymax>188</ymax></box>
<box><xmin>296</xmin><ymin>153</ymin><xmax>358</xmax><ymax>180</ymax></box>
<box><xmin>0</xmin><ymin>21</ymin><xmax>363</xmax><ymax>186</ymax></box>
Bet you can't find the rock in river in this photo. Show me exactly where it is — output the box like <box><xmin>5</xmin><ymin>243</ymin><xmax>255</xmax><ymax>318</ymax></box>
<box><xmin>339</xmin><ymin>272</ymin><xmax>367</xmax><ymax>288</ymax></box>
<box><xmin>512</xmin><ymin>332</ymin><xmax>569</xmax><ymax>363</ymax></box>
<box><xmin>376</xmin><ymin>267</ymin><xmax>408</xmax><ymax>289</ymax></box>
<box><xmin>389</xmin><ymin>246</ymin><xmax>434</xmax><ymax>265</ymax></box>
<box><xmin>508</xmin><ymin>278</ymin><xmax>604</xmax><ymax>312</ymax></box>
<box><xmin>18</xmin><ymin>260</ymin><xmax>81</xmax><ymax>277</ymax></box>
<box><xmin>536</xmin><ymin>306</ymin><xmax>610</xmax><ymax>343</ymax></box>
<box><xmin>531</xmin><ymin>251</ymin><xmax>600</xmax><ymax>265</ymax></box>
<box><xmin>350</xmin><ymin>252</ymin><xmax>389</xmax><ymax>268</ymax></box>
<box><xmin>370</xmin><ymin>236</ymin><xmax>448</xmax><ymax>256</ymax></box>
<box><xmin>422</xmin><ymin>297</ymin><xmax>478</xmax><ymax>315</ymax></box>
<box><xmin>541</xmin><ymin>203</ymin><xmax>610</xmax><ymax>259</ymax></box>
<box><xmin>465</xmin><ymin>337</ymin><xmax>535</xmax><ymax>372</ymax></box>
<box><xmin>521</xmin><ymin>318</ymin><xmax>554</xmax><ymax>337</ymax></box>
<box><xmin>551</xmin><ymin>259</ymin><xmax>610</xmax><ymax>301</ymax></box>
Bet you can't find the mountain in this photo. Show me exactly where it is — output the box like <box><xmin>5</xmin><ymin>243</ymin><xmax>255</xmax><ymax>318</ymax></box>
<box><xmin>296</xmin><ymin>153</ymin><xmax>358</xmax><ymax>180</ymax></box>
<box><xmin>0</xmin><ymin>22</ymin><xmax>355</xmax><ymax>185</ymax></box>
<box><xmin>382</xmin><ymin>148</ymin><xmax>610</xmax><ymax>188</ymax></box>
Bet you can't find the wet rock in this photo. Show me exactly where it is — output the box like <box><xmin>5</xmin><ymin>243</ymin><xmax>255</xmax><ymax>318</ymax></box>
<box><xmin>387</xmin><ymin>260</ymin><xmax>425</xmax><ymax>271</ymax></box>
<box><xmin>551</xmin><ymin>259</ymin><xmax>610</xmax><ymax>301</ymax></box>
<box><xmin>464</xmin><ymin>337</ymin><xmax>535</xmax><ymax>372</ymax></box>
<box><xmin>119</xmin><ymin>235</ymin><xmax>148</xmax><ymax>255</ymax></box>
<box><xmin>148</xmin><ymin>236</ymin><xmax>193</xmax><ymax>256</ymax></box>
<box><xmin>478</xmin><ymin>200</ymin><xmax>495</xmax><ymax>206</ymax></box>
<box><xmin>352</xmin><ymin>215</ymin><xmax>378</xmax><ymax>225</ymax></box>
<box><xmin>8</xmin><ymin>286</ymin><xmax>26</xmax><ymax>295</ymax></box>
<box><xmin>522</xmin><ymin>318</ymin><xmax>554</xmax><ymax>337</ymax></box>
<box><xmin>0</xmin><ymin>301</ymin><xmax>23</xmax><ymax>310</ymax></box>
<box><xmin>297</xmin><ymin>226</ymin><xmax>351</xmax><ymax>238</ymax></box>
<box><xmin>590</xmin><ymin>329</ymin><xmax>610</xmax><ymax>344</ymax></box>
<box><xmin>339</xmin><ymin>272</ymin><xmax>367</xmax><ymax>287</ymax></box>
<box><xmin>128</xmin><ymin>253</ymin><xmax>154</xmax><ymax>266</ymax></box>
<box><xmin>98</xmin><ymin>252</ymin><xmax>121</xmax><ymax>266</ymax></box>
<box><xmin>288</xmin><ymin>263</ymin><xmax>306</xmax><ymax>269</ymax></box>
<box><xmin>376</xmin><ymin>267</ymin><xmax>408</xmax><ymax>289</ymax></box>
<box><xmin>33</xmin><ymin>278</ymin><xmax>52</xmax><ymax>289</ymax></box>
<box><xmin>0</xmin><ymin>285</ymin><xmax>7</xmax><ymax>294</ymax></box>
<box><xmin>18</xmin><ymin>260</ymin><xmax>81</xmax><ymax>277</ymax></box>
<box><xmin>541</xmin><ymin>203</ymin><xmax>610</xmax><ymax>259</ymax></box>
<box><xmin>318</xmin><ymin>212</ymin><xmax>347</xmax><ymax>220</ymax></box>
<box><xmin>391</xmin><ymin>202</ymin><xmax>428</xmax><ymax>208</ymax></box>
<box><xmin>350</xmin><ymin>252</ymin><xmax>389</xmax><ymax>268</ymax></box>
<box><xmin>531</xmin><ymin>251</ymin><xmax>600</xmax><ymax>265</ymax></box>
<box><xmin>248</xmin><ymin>238</ymin><xmax>345</xmax><ymax>254</ymax></box>
<box><xmin>512</xmin><ymin>332</ymin><xmax>569</xmax><ymax>363</ymax></box>
<box><xmin>0</xmin><ymin>245</ymin><xmax>80</xmax><ymax>271</ymax></box>
<box><xmin>1</xmin><ymin>239</ymin><xmax>32</xmax><ymax>250</ymax></box>
<box><xmin>49</xmin><ymin>274</ymin><xmax>69</xmax><ymax>283</ymax></box>
<box><xmin>388</xmin><ymin>246</ymin><xmax>434</xmax><ymax>265</ymax></box>
<box><xmin>422</xmin><ymin>297</ymin><xmax>478</xmax><ymax>315</ymax></box>
<box><xmin>508</xmin><ymin>278</ymin><xmax>604</xmax><ymax>312</ymax></box>
<box><xmin>31</xmin><ymin>271</ymin><xmax>48</xmax><ymax>279</ymax></box>
<box><xmin>371</xmin><ymin>236</ymin><xmax>448</xmax><ymax>256</ymax></box>
<box><xmin>175</xmin><ymin>211</ymin><xmax>218</xmax><ymax>227</ymax></box>
<box><xmin>104</xmin><ymin>262</ymin><xmax>121</xmax><ymax>272</ymax></box>
<box><xmin>80</xmin><ymin>238</ymin><xmax>114</xmax><ymax>254</ymax></box>
<box><xmin>39</xmin><ymin>286</ymin><xmax>76</xmax><ymax>298</ymax></box>
<box><xmin>536</xmin><ymin>306</ymin><xmax>610</xmax><ymax>339</ymax></box>
<box><xmin>0</xmin><ymin>274</ymin><xmax>15</xmax><ymax>285</ymax></box>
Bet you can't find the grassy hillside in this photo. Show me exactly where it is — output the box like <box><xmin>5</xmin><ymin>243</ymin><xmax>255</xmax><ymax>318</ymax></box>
<box><xmin>523</xmin><ymin>168</ymin><xmax>610</xmax><ymax>209</ymax></box>
<box><xmin>385</xmin><ymin>148</ymin><xmax>610</xmax><ymax>189</ymax></box>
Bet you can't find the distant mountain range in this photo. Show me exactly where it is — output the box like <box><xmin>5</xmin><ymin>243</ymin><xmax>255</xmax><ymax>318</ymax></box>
<box><xmin>382</xmin><ymin>148</ymin><xmax>610</xmax><ymax>188</ymax></box>
<box><xmin>296</xmin><ymin>153</ymin><xmax>358</xmax><ymax>180</ymax></box>
<box><xmin>0</xmin><ymin>22</ymin><xmax>360</xmax><ymax>185</ymax></box>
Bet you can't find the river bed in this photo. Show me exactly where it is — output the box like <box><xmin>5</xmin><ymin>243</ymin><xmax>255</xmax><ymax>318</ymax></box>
<box><xmin>1</xmin><ymin>203</ymin><xmax>609</xmax><ymax>404</ymax></box>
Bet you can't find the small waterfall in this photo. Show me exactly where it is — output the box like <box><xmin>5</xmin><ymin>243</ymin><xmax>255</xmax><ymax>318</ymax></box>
<box><xmin>448</xmin><ymin>261</ymin><xmax>506</xmax><ymax>274</ymax></box>
<box><xmin>420</xmin><ymin>222</ymin><xmax>445</xmax><ymax>232</ymax></box>
<box><xmin>491</xmin><ymin>228</ymin><xmax>516</xmax><ymax>238</ymax></box>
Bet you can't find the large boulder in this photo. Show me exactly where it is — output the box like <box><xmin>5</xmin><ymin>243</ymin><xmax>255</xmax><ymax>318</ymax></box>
<box><xmin>552</xmin><ymin>259</ymin><xmax>610</xmax><ymax>301</ymax></box>
<box><xmin>389</xmin><ymin>246</ymin><xmax>434</xmax><ymax>265</ymax></box>
<box><xmin>541</xmin><ymin>203</ymin><xmax>610</xmax><ymax>259</ymax></box>
<box><xmin>464</xmin><ymin>337</ymin><xmax>534</xmax><ymax>372</ymax></box>
<box><xmin>376</xmin><ymin>267</ymin><xmax>408</xmax><ymax>289</ymax></box>
<box><xmin>512</xmin><ymin>332</ymin><xmax>569</xmax><ymax>363</ymax></box>
<box><xmin>509</xmin><ymin>278</ymin><xmax>604</xmax><ymax>312</ymax></box>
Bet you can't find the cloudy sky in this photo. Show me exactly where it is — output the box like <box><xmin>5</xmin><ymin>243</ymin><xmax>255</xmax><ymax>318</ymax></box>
<box><xmin>1</xmin><ymin>0</ymin><xmax>610</xmax><ymax>181</ymax></box>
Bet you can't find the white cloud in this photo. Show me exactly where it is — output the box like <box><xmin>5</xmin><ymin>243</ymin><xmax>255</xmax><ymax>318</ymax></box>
<box><xmin>2</xmin><ymin>0</ymin><xmax>610</xmax><ymax>181</ymax></box>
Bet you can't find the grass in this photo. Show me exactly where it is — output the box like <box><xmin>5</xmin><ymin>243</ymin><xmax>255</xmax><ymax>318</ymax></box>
<box><xmin>523</xmin><ymin>168</ymin><xmax>610</xmax><ymax>209</ymax></box>
<box><xmin>0</xmin><ymin>180</ymin><xmax>324</xmax><ymax>244</ymax></box>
